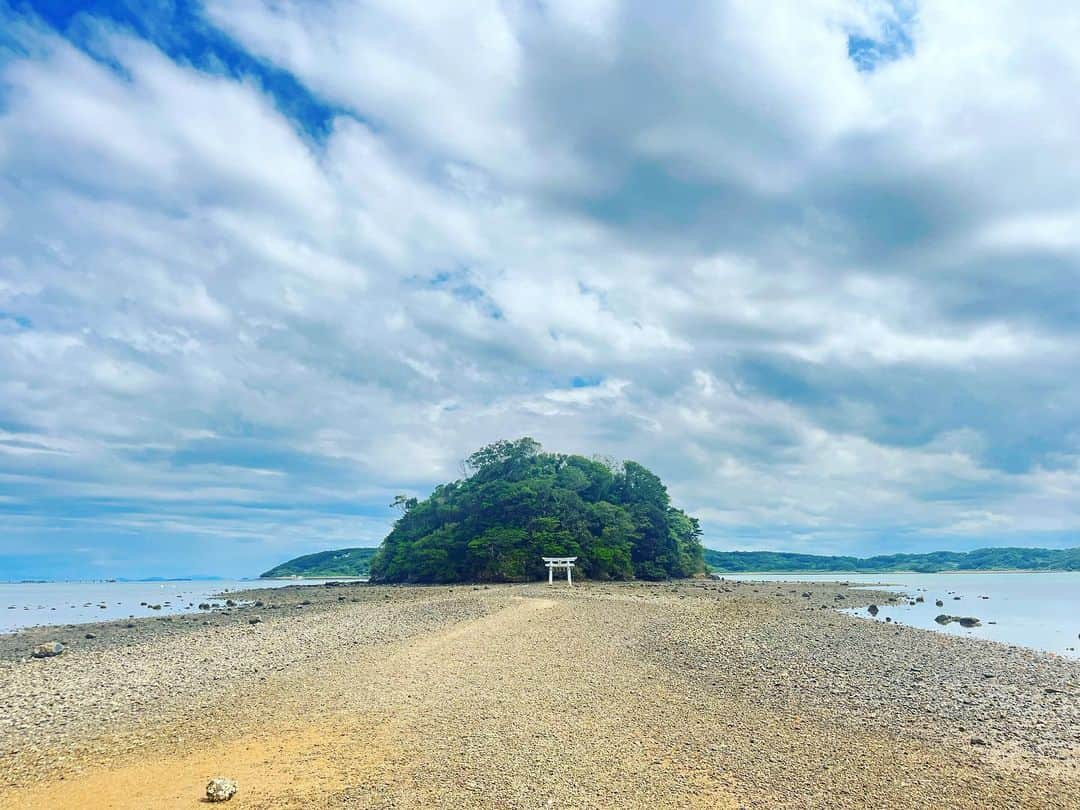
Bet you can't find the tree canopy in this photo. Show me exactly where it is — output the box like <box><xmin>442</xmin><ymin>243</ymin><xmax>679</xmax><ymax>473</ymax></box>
<box><xmin>368</xmin><ymin>438</ymin><xmax>705</xmax><ymax>583</ymax></box>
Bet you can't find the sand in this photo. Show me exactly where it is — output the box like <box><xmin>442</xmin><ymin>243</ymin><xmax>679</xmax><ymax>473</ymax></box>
<box><xmin>0</xmin><ymin>580</ymin><xmax>1077</xmax><ymax>808</ymax></box>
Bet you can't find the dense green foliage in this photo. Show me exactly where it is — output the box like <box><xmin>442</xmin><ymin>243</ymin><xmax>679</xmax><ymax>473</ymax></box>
<box><xmin>703</xmin><ymin>547</ymin><xmax>1080</xmax><ymax>573</ymax></box>
<box><xmin>260</xmin><ymin>547</ymin><xmax>377</xmax><ymax>578</ymax></box>
<box><xmin>369</xmin><ymin>438</ymin><xmax>705</xmax><ymax>583</ymax></box>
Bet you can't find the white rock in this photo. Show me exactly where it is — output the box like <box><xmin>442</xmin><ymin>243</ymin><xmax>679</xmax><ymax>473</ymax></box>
<box><xmin>206</xmin><ymin>777</ymin><xmax>237</xmax><ymax>802</ymax></box>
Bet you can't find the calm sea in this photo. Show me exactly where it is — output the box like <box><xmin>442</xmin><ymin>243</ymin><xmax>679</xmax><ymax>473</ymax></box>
<box><xmin>722</xmin><ymin>571</ymin><xmax>1080</xmax><ymax>659</ymax></box>
<box><xmin>0</xmin><ymin>579</ymin><xmax>340</xmax><ymax>634</ymax></box>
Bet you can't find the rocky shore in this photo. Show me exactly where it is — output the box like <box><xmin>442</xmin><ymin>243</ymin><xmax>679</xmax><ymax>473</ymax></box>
<box><xmin>0</xmin><ymin>580</ymin><xmax>375</xmax><ymax>664</ymax></box>
<box><xmin>0</xmin><ymin>580</ymin><xmax>1076</xmax><ymax>808</ymax></box>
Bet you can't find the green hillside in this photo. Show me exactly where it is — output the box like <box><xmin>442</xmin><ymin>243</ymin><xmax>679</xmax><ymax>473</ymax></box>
<box><xmin>369</xmin><ymin>438</ymin><xmax>705</xmax><ymax>583</ymax></box>
<box><xmin>703</xmin><ymin>547</ymin><xmax>1080</xmax><ymax>573</ymax></box>
<box><xmin>259</xmin><ymin>547</ymin><xmax>377</xmax><ymax>578</ymax></box>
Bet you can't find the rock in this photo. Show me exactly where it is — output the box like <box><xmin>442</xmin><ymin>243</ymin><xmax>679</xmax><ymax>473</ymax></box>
<box><xmin>199</xmin><ymin>603</ymin><xmax>211</xmax><ymax>610</ymax></box>
<box><xmin>206</xmin><ymin>777</ymin><xmax>238</xmax><ymax>802</ymax></box>
<box><xmin>935</xmin><ymin>600</ymin><xmax>944</xmax><ymax>607</ymax></box>
<box><xmin>915</xmin><ymin>596</ymin><xmax>924</xmax><ymax>603</ymax></box>
<box><xmin>31</xmin><ymin>642</ymin><xmax>64</xmax><ymax>658</ymax></box>
<box><xmin>801</xmin><ymin>592</ymin><xmax>811</xmax><ymax>598</ymax></box>
<box><xmin>934</xmin><ymin>614</ymin><xmax>981</xmax><ymax>627</ymax></box>
<box><xmin>970</xmin><ymin>737</ymin><xmax>990</xmax><ymax>746</ymax></box>
<box><xmin>248</xmin><ymin>617</ymin><xmax>261</xmax><ymax>625</ymax></box>
<box><xmin>867</xmin><ymin>604</ymin><xmax>879</xmax><ymax>616</ymax></box>
<box><xmin>225</xmin><ymin>599</ymin><xmax>237</xmax><ymax>607</ymax></box>
<box><xmin>84</xmin><ymin>633</ymin><xmax>96</xmax><ymax>639</ymax></box>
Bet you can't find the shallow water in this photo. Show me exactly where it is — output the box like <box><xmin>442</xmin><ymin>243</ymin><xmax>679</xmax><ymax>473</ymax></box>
<box><xmin>719</xmin><ymin>571</ymin><xmax>1080</xmax><ymax>659</ymax></box>
<box><xmin>0</xmin><ymin>579</ymin><xmax>341</xmax><ymax>633</ymax></box>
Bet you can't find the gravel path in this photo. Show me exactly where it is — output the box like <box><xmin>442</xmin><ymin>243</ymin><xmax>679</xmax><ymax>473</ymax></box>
<box><xmin>0</xmin><ymin>580</ymin><xmax>1076</xmax><ymax>808</ymax></box>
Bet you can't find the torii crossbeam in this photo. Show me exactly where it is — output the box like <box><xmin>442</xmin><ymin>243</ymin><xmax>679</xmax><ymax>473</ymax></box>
<box><xmin>542</xmin><ymin>556</ymin><xmax>577</xmax><ymax>585</ymax></box>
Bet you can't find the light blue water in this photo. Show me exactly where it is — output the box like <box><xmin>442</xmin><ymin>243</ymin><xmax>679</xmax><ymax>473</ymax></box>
<box><xmin>0</xmin><ymin>579</ymin><xmax>340</xmax><ymax>633</ymax></box>
<box><xmin>716</xmin><ymin>572</ymin><xmax>1080</xmax><ymax>659</ymax></box>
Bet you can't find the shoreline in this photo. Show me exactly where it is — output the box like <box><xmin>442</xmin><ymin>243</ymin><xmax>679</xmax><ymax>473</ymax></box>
<box><xmin>712</xmin><ymin>568</ymin><xmax>1077</xmax><ymax>575</ymax></box>
<box><xmin>1</xmin><ymin>580</ymin><xmax>1077</xmax><ymax>807</ymax></box>
<box><xmin>6</xmin><ymin>571</ymin><xmax>1079</xmax><ymax>660</ymax></box>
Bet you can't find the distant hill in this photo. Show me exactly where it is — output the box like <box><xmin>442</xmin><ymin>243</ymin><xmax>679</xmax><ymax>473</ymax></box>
<box><xmin>260</xmin><ymin>548</ymin><xmax>377</xmax><ymax>578</ymax></box>
<box><xmin>703</xmin><ymin>547</ymin><xmax>1080</xmax><ymax>573</ymax></box>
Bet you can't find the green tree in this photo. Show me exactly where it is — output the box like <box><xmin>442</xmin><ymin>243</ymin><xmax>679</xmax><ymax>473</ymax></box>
<box><xmin>368</xmin><ymin>439</ymin><xmax>705</xmax><ymax>584</ymax></box>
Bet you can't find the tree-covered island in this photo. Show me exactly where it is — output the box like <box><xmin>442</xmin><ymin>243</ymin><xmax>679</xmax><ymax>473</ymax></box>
<box><xmin>260</xmin><ymin>547</ymin><xmax>376</xmax><ymax>578</ymax></box>
<box><xmin>368</xmin><ymin>438</ymin><xmax>706</xmax><ymax>583</ymax></box>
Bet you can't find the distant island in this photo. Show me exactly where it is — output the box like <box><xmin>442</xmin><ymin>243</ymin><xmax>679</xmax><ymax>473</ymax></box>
<box><xmin>704</xmin><ymin>547</ymin><xmax>1080</xmax><ymax>573</ymax></box>
<box><xmin>260</xmin><ymin>548</ymin><xmax>377</xmax><ymax>579</ymax></box>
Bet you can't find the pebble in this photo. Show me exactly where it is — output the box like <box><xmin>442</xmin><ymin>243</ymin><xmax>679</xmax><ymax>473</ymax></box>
<box><xmin>206</xmin><ymin>777</ymin><xmax>237</xmax><ymax>802</ymax></box>
<box><xmin>30</xmin><ymin>642</ymin><xmax>64</xmax><ymax>659</ymax></box>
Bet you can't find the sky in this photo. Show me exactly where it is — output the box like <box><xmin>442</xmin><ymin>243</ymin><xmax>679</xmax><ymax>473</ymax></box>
<box><xmin>1</xmin><ymin>0</ymin><xmax>1079</xmax><ymax>579</ymax></box>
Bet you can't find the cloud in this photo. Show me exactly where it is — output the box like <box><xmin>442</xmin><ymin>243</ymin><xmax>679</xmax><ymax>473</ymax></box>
<box><xmin>1</xmin><ymin>1</ymin><xmax>1079</xmax><ymax>575</ymax></box>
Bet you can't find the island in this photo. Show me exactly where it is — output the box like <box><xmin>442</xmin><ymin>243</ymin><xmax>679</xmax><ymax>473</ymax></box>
<box><xmin>259</xmin><ymin>548</ymin><xmax>377</xmax><ymax>579</ymax></box>
<box><xmin>263</xmin><ymin>541</ymin><xmax>1078</xmax><ymax>581</ymax></box>
<box><xmin>370</xmin><ymin>438</ymin><xmax>705</xmax><ymax>582</ymax></box>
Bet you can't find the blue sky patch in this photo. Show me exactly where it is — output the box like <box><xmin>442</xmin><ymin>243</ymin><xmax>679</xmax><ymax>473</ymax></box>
<box><xmin>15</xmin><ymin>0</ymin><xmax>342</xmax><ymax>140</ymax></box>
<box><xmin>847</xmin><ymin>2</ymin><xmax>916</xmax><ymax>72</ymax></box>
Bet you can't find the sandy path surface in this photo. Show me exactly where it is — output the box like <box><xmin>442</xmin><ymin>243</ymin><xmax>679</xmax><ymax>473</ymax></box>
<box><xmin>1</xmin><ymin>583</ymin><xmax>1077</xmax><ymax>808</ymax></box>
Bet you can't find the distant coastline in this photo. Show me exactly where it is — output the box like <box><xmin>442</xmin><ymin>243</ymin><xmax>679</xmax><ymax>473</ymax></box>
<box><xmin>259</xmin><ymin>546</ymin><xmax>1080</xmax><ymax>580</ymax></box>
<box><xmin>0</xmin><ymin>577</ymin><xmax>228</xmax><ymax>585</ymax></box>
<box><xmin>703</xmin><ymin>547</ymin><xmax>1079</xmax><ymax>574</ymax></box>
<box><xmin>712</xmin><ymin>568</ymin><xmax>1073</xmax><ymax>576</ymax></box>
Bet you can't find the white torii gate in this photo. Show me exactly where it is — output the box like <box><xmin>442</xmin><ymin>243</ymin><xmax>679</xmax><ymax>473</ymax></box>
<box><xmin>542</xmin><ymin>556</ymin><xmax>577</xmax><ymax>585</ymax></box>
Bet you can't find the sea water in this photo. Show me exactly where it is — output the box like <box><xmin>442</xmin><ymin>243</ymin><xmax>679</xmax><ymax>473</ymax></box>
<box><xmin>0</xmin><ymin>579</ymin><xmax>342</xmax><ymax>633</ymax></box>
<box><xmin>720</xmin><ymin>571</ymin><xmax>1080</xmax><ymax>659</ymax></box>
<box><xmin>5</xmin><ymin>573</ymin><xmax>1078</xmax><ymax>659</ymax></box>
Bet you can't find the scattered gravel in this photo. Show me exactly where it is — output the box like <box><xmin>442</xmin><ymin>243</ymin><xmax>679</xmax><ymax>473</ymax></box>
<box><xmin>0</xmin><ymin>580</ymin><xmax>1075</xmax><ymax>808</ymax></box>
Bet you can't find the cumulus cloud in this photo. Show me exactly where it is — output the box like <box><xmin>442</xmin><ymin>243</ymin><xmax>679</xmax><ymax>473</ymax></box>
<box><xmin>1</xmin><ymin>0</ymin><xmax>1078</xmax><ymax>575</ymax></box>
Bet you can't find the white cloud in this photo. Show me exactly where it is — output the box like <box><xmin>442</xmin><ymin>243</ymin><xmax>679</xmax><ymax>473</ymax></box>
<box><xmin>1</xmin><ymin>1</ymin><xmax>1079</xmax><ymax>572</ymax></box>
